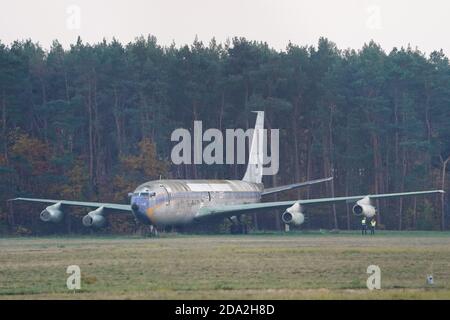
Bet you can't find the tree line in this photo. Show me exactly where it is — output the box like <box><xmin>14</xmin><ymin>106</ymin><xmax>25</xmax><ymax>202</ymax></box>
<box><xmin>1</xmin><ymin>35</ymin><xmax>449</xmax><ymax>234</ymax></box>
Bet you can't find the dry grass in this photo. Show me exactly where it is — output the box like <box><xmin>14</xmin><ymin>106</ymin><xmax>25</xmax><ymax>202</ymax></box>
<box><xmin>1</xmin><ymin>232</ymin><xmax>450</xmax><ymax>299</ymax></box>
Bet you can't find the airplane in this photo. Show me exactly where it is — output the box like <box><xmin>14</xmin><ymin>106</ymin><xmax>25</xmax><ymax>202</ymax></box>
<box><xmin>9</xmin><ymin>111</ymin><xmax>444</xmax><ymax>235</ymax></box>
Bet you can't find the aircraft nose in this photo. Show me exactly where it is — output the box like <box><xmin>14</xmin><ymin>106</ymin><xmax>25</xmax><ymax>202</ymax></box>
<box><xmin>131</xmin><ymin>201</ymin><xmax>152</xmax><ymax>224</ymax></box>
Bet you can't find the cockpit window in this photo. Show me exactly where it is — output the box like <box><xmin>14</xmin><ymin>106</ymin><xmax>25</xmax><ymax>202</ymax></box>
<box><xmin>138</xmin><ymin>191</ymin><xmax>156</xmax><ymax>197</ymax></box>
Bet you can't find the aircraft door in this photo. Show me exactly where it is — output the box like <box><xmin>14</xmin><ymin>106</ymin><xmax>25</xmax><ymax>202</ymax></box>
<box><xmin>199</xmin><ymin>192</ymin><xmax>210</xmax><ymax>205</ymax></box>
<box><xmin>160</xmin><ymin>185</ymin><xmax>170</xmax><ymax>205</ymax></box>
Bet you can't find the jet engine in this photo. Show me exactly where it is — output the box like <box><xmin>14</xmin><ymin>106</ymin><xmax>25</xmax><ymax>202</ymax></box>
<box><xmin>82</xmin><ymin>206</ymin><xmax>106</xmax><ymax>228</ymax></box>
<box><xmin>281</xmin><ymin>202</ymin><xmax>305</xmax><ymax>226</ymax></box>
<box><xmin>352</xmin><ymin>196</ymin><xmax>376</xmax><ymax>218</ymax></box>
<box><xmin>40</xmin><ymin>202</ymin><xmax>64</xmax><ymax>223</ymax></box>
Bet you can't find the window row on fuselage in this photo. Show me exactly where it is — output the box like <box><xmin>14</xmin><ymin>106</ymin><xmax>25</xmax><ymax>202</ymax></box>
<box><xmin>149</xmin><ymin>191</ymin><xmax>261</xmax><ymax>205</ymax></box>
<box><xmin>169</xmin><ymin>191</ymin><xmax>260</xmax><ymax>200</ymax></box>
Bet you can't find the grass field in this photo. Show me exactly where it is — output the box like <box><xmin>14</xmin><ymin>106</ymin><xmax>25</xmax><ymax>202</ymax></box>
<box><xmin>1</xmin><ymin>231</ymin><xmax>450</xmax><ymax>299</ymax></box>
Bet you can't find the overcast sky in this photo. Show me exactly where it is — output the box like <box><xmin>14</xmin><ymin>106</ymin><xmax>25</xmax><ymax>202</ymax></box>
<box><xmin>1</xmin><ymin>0</ymin><xmax>449</xmax><ymax>55</ymax></box>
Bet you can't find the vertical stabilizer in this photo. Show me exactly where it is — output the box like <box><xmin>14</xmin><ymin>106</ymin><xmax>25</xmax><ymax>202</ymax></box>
<box><xmin>242</xmin><ymin>111</ymin><xmax>264</xmax><ymax>184</ymax></box>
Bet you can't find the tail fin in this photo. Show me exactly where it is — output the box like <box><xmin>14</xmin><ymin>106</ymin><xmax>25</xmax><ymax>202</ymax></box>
<box><xmin>242</xmin><ymin>111</ymin><xmax>264</xmax><ymax>184</ymax></box>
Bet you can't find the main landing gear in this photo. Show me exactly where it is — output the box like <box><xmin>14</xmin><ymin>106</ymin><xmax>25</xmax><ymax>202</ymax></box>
<box><xmin>228</xmin><ymin>216</ymin><xmax>248</xmax><ymax>234</ymax></box>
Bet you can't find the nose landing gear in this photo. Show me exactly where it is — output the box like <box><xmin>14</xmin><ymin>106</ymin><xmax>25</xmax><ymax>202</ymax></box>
<box><xmin>137</xmin><ymin>224</ymin><xmax>159</xmax><ymax>237</ymax></box>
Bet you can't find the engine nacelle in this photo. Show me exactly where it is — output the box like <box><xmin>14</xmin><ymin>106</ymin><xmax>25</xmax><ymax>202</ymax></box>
<box><xmin>352</xmin><ymin>196</ymin><xmax>376</xmax><ymax>218</ymax></box>
<box><xmin>281</xmin><ymin>202</ymin><xmax>305</xmax><ymax>226</ymax></box>
<box><xmin>40</xmin><ymin>202</ymin><xmax>64</xmax><ymax>223</ymax></box>
<box><xmin>82</xmin><ymin>206</ymin><xmax>106</xmax><ymax>228</ymax></box>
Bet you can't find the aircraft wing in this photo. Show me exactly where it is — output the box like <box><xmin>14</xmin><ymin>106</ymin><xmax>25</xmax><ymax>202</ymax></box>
<box><xmin>9</xmin><ymin>198</ymin><xmax>131</xmax><ymax>211</ymax></box>
<box><xmin>261</xmin><ymin>177</ymin><xmax>333</xmax><ymax>196</ymax></box>
<box><xmin>194</xmin><ymin>189</ymin><xmax>444</xmax><ymax>220</ymax></box>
